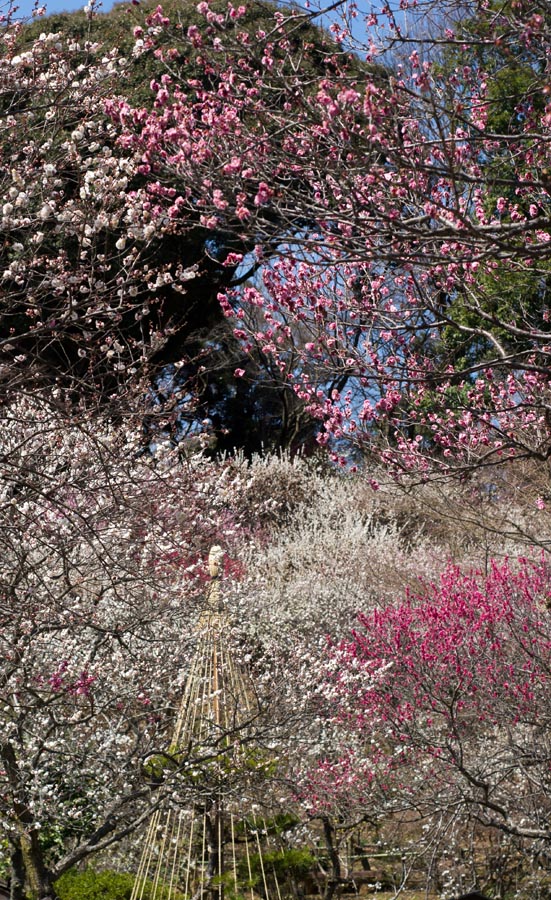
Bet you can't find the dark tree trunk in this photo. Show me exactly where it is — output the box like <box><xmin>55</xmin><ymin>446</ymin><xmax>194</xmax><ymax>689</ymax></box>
<box><xmin>9</xmin><ymin>838</ymin><xmax>25</xmax><ymax>900</ymax></box>
<box><xmin>321</xmin><ymin>817</ymin><xmax>341</xmax><ymax>900</ymax></box>
<box><xmin>18</xmin><ymin>830</ymin><xmax>54</xmax><ymax>900</ymax></box>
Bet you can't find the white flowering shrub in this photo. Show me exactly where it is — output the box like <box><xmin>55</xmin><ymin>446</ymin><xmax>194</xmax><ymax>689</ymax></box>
<box><xmin>227</xmin><ymin>456</ymin><xmax>447</xmax><ymax>651</ymax></box>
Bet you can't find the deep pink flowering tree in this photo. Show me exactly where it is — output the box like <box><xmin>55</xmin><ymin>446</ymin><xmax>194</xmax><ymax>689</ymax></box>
<box><xmin>316</xmin><ymin>559</ymin><xmax>551</xmax><ymax>884</ymax></box>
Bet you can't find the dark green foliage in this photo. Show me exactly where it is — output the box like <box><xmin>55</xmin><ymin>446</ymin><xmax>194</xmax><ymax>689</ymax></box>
<box><xmin>55</xmin><ymin>869</ymin><xmax>186</xmax><ymax>900</ymax></box>
<box><xmin>439</xmin><ymin>265</ymin><xmax>551</xmax><ymax>372</ymax></box>
<box><xmin>55</xmin><ymin>870</ymin><xmax>136</xmax><ymax>900</ymax></box>
<box><xmin>255</xmin><ymin>848</ymin><xmax>315</xmax><ymax>880</ymax></box>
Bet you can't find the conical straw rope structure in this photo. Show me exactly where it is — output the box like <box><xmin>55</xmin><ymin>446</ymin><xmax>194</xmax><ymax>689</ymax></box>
<box><xmin>130</xmin><ymin>548</ymin><xmax>287</xmax><ymax>900</ymax></box>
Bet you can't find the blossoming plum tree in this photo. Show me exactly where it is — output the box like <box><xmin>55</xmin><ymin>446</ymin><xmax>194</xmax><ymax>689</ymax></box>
<box><xmin>319</xmin><ymin>558</ymin><xmax>551</xmax><ymax>892</ymax></box>
<box><xmin>102</xmin><ymin>0</ymin><xmax>551</xmax><ymax>474</ymax></box>
<box><xmin>0</xmin><ymin>395</ymin><xmax>266</xmax><ymax>900</ymax></box>
<box><xmin>0</xmin><ymin>2</ymin><xmax>319</xmax><ymax>451</ymax></box>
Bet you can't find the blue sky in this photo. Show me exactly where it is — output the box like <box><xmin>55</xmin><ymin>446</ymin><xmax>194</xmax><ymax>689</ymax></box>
<box><xmin>13</xmin><ymin>0</ymin><xmax>114</xmax><ymax>17</ymax></box>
